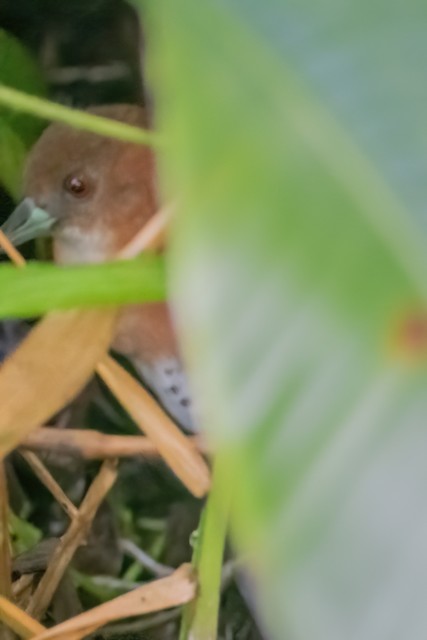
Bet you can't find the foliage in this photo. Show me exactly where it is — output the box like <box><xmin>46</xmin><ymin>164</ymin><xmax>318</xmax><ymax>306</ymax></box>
<box><xmin>0</xmin><ymin>29</ymin><xmax>46</xmax><ymax>197</ymax></box>
<box><xmin>9</xmin><ymin>512</ymin><xmax>41</xmax><ymax>556</ymax></box>
<box><xmin>0</xmin><ymin>257</ymin><xmax>165</xmax><ymax>318</ymax></box>
<box><xmin>144</xmin><ymin>1</ymin><xmax>427</xmax><ymax>639</ymax></box>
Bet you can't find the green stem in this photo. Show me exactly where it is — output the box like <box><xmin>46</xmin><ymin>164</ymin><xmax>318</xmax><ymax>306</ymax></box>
<box><xmin>180</xmin><ymin>455</ymin><xmax>231</xmax><ymax>640</ymax></box>
<box><xmin>0</xmin><ymin>85</ymin><xmax>163</xmax><ymax>147</ymax></box>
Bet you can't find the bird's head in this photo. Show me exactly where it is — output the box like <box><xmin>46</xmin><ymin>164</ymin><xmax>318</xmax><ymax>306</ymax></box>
<box><xmin>2</xmin><ymin>104</ymin><xmax>157</xmax><ymax>263</ymax></box>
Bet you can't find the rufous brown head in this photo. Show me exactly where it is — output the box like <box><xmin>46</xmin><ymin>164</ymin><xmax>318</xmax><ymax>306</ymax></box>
<box><xmin>2</xmin><ymin>104</ymin><xmax>157</xmax><ymax>264</ymax></box>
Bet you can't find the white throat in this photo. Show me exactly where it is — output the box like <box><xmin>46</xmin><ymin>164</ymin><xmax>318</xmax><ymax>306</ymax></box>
<box><xmin>54</xmin><ymin>225</ymin><xmax>114</xmax><ymax>264</ymax></box>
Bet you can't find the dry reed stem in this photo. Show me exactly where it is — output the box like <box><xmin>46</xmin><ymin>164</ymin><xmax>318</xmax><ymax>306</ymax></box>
<box><xmin>22</xmin><ymin>427</ymin><xmax>207</xmax><ymax>460</ymax></box>
<box><xmin>0</xmin><ymin>594</ymin><xmax>45</xmax><ymax>639</ymax></box>
<box><xmin>19</xmin><ymin>451</ymin><xmax>77</xmax><ymax>519</ymax></box>
<box><xmin>12</xmin><ymin>575</ymin><xmax>34</xmax><ymax>607</ymax></box>
<box><xmin>117</xmin><ymin>203</ymin><xmax>173</xmax><ymax>259</ymax></box>
<box><xmin>26</xmin><ymin>459</ymin><xmax>118</xmax><ymax>620</ymax></box>
<box><xmin>0</xmin><ymin>230</ymin><xmax>26</xmax><ymax>267</ymax></box>
<box><xmin>32</xmin><ymin>563</ymin><xmax>195</xmax><ymax>640</ymax></box>
<box><xmin>97</xmin><ymin>355</ymin><xmax>211</xmax><ymax>497</ymax></box>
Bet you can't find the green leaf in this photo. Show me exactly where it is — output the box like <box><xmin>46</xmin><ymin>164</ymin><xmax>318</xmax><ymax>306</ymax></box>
<box><xmin>145</xmin><ymin>1</ymin><xmax>427</xmax><ymax>639</ymax></box>
<box><xmin>0</xmin><ymin>123</ymin><xmax>26</xmax><ymax>199</ymax></box>
<box><xmin>0</xmin><ymin>256</ymin><xmax>165</xmax><ymax>318</ymax></box>
<box><xmin>0</xmin><ymin>29</ymin><xmax>47</xmax><ymax>146</ymax></box>
<box><xmin>9</xmin><ymin>511</ymin><xmax>41</xmax><ymax>556</ymax></box>
<box><xmin>0</xmin><ymin>29</ymin><xmax>47</xmax><ymax>197</ymax></box>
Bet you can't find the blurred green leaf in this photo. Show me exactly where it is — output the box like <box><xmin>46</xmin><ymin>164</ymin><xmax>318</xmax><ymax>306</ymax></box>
<box><xmin>145</xmin><ymin>1</ymin><xmax>427</xmax><ymax>639</ymax></box>
<box><xmin>0</xmin><ymin>29</ymin><xmax>47</xmax><ymax>197</ymax></box>
<box><xmin>0</xmin><ymin>123</ymin><xmax>26</xmax><ymax>199</ymax></box>
<box><xmin>9</xmin><ymin>511</ymin><xmax>41</xmax><ymax>555</ymax></box>
<box><xmin>0</xmin><ymin>256</ymin><xmax>165</xmax><ymax>318</ymax></box>
<box><xmin>0</xmin><ymin>85</ymin><xmax>163</xmax><ymax>148</ymax></box>
<box><xmin>0</xmin><ymin>29</ymin><xmax>47</xmax><ymax>145</ymax></box>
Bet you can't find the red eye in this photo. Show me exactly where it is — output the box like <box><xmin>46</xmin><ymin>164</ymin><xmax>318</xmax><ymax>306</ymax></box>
<box><xmin>63</xmin><ymin>174</ymin><xmax>90</xmax><ymax>197</ymax></box>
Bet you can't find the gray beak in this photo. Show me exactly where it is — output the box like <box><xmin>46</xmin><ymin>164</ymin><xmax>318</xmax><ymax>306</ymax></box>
<box><xmin>0</xmin><ymin>198</ymin><xmax>55</xmax><ymax>247</ymax></box>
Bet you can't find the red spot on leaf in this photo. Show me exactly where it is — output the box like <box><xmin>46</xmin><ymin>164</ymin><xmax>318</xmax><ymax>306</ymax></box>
<box><xmin>393</xmin><ymin>311</ymin><xmax>427</xmax><ymax>358</ymax></box>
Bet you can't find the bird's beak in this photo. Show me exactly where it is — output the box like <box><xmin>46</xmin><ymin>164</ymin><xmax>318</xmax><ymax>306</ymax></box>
<box><xmin>0</xmin><ymin>198</ymin><xmax>55</xmax><ymax>247</ymax></box>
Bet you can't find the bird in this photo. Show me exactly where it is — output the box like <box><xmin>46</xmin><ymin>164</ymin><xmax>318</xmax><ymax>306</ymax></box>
<box><xmin>1</xmin><ymin>104</ymin><xmax>196</xmax><ymax>432</ymax></box>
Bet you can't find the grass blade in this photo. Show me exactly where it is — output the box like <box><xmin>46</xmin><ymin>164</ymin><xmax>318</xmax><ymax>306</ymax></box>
<box><xmin>0</xmin><ymin>257</ymin><xmax>165</xmax><ymax>318</ymax></box>
<box><xmin>180</xmin><ymin>456</ymin><xmax>231</xmax><ymax>640</ymax></box>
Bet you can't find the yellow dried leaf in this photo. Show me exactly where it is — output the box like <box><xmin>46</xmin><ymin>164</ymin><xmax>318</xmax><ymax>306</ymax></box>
<box><xmin>0</xmin><ymin>595</ymin><xmax>45</xmax><ymax>639</ymax></box>
<box><xmin>32</xmin><ymin>564</ymin><xmax>195</xmax><ymax>640</ymax></box>
<box><xmin>0</xmin><ymin>309</ymin><xmax>117</xmax><ymax>457</ymax></box>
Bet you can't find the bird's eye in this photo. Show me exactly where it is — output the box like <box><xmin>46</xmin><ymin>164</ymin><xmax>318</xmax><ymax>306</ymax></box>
<box><xmin>63</xmin><ymin>174</ymin><xmax>90</xmax><ymax>198</ymax></box>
